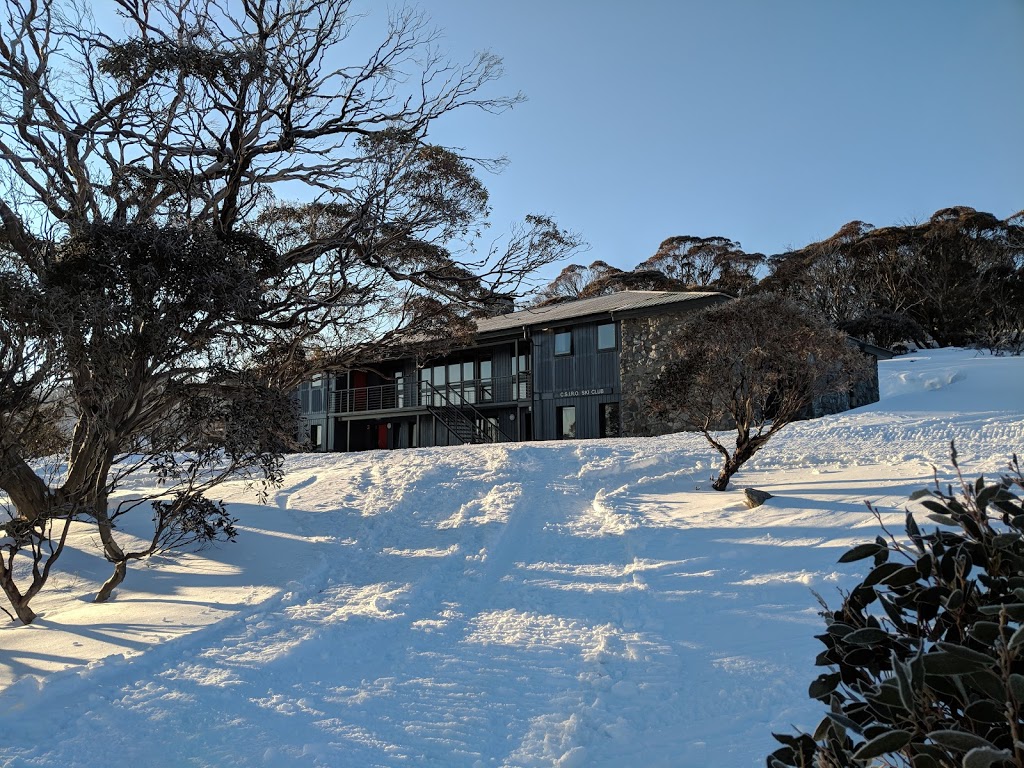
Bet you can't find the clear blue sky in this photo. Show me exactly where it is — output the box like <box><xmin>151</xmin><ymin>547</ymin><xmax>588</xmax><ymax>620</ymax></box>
<box><xmin>406</xmin><ymin>0</ymin><xmax>1023</xmax><ymax>272</ymax></box>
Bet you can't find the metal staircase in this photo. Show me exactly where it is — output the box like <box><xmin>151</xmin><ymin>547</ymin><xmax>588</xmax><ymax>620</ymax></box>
<box><xmin>422</xmin><ymin>382</ymin><xmax>512</xmax><ymax>444</ymax></box>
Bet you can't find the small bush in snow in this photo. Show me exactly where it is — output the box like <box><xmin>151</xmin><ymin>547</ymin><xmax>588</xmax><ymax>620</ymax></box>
<box><xmin>769</xmin><ymin>445</ymin><xmax>1024</xmax><ymax>768</ymax></box>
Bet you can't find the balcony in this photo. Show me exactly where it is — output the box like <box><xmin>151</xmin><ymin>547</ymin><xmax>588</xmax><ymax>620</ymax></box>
<box><xmin>330</xmin><ymin>375</ymin><xmax>531</xmax><ymax>414</ymax></box>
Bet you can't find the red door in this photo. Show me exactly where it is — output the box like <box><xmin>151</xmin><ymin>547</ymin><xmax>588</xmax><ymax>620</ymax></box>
<box><xmin>353</xmin><ymin>371</ymin><xmax>367</xmax><ymax>411</ymax></box>
<box><xmin>377</xmin><ymin>424</ymin><xmax>388</xmax><ymax>449</ymax></box>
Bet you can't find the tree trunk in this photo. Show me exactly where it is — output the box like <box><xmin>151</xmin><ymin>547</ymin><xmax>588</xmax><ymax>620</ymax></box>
<box><xmin>93</xmin><ymin>486</ymin><xmax>130</xmax><ymax>603</ymax></box>
<box><xmin>0</xmin><ymin>449</ymin><xmax>50</xmax><ymax>521</ymax></box>
<box><xmin>0</xmin><ymin>574</ymin><xmax>38</xmax><ymax>624</ymax></box>
<box><xmin>712</xmin><ymin>462</ymin><xmax>738</xmax><ymax>491</ymax></box>
<box><xmin>711</xmin><ymin>437</ymin><xmax>764</xmax><ymax>492</ymax></box>
<box><xmin>10</xmin><ymin>599</ymin><xmax>36</xmax><ymax>624</ymax></box>
<box><xmin>94</xmin><ymin>559</ymin><xmax>127</xmax><ymax>603</ymax></box>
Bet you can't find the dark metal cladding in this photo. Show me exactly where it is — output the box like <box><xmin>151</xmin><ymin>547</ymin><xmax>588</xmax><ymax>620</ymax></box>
<box><xmin>292</xmin><ymin>290</ymin><xmax>886</xmax><ymax>452</ymax></box>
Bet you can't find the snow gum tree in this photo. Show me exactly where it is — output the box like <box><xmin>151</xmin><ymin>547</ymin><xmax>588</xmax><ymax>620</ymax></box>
<box><xmin>763</xmin><ymin>207</ymin><xmax>1024</xmax><ymax>351</ymax></box>
<box><xmin>648</xmin><ymin>294</ymin><xmax>867</xmax><ymax>492</ymax></box>
<box><xmin>0</xmin><ymin>0</ymin><xmax>580</xmax><ymax>622</ymax></box>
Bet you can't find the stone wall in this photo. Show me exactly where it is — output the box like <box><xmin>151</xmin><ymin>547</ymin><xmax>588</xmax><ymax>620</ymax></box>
<box><xmin>619</xmin><ymin>313</ymin><xmax>698</xmax><ymax>437</ymax></box>
<box><xmin>807</xmin><ymin>350</ymin><xmax>881</xmax><ymax>417</ymax></box>
<box><xmin>620</xmin><ymin>314</ymin><xmax>883</xmax><ymax>437</ymax></box>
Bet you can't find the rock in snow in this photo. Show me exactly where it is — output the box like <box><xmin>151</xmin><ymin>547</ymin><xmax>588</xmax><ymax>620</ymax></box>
<box><xmin>742</xmin><ymin>488</ymin><xmax>774</xmax><ymax>508</ymax></box>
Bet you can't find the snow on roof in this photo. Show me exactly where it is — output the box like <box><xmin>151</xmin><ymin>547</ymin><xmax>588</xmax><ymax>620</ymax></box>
<box><xmin>475</xmin><ymin>290</ymin><xmax>728</xmax><ymax>335</ymax></box>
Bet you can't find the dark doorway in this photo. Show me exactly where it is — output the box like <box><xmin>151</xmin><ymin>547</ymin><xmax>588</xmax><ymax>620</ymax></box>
<box><xmin>599</xmin><ymin>402</ymin><xmax>621</xmax><ymax>438</ymax></box>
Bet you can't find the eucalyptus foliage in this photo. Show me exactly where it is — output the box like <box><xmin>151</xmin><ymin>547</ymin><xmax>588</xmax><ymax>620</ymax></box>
<box><xmin>769</xmin><ymin>446</ymin><xmax>1024</xmax><ymax>768</ymax></box>
<box><xmin>0</xmin><ymin>0</ymin><xmax>580</xmax><ymax>622</ymax></box>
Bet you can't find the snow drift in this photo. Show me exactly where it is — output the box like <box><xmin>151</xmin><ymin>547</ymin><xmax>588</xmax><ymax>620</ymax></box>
<box><xmin>0</xmin><ymin>348</ymin><xmax>1021</xmax><ymax>767</ymax></box>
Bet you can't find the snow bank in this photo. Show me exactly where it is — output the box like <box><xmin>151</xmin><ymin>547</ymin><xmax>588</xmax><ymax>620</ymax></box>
<box><xmin>0</xmin><ymin>349</ymin><xmax>1021</xmax><ymax>767</ymax></box>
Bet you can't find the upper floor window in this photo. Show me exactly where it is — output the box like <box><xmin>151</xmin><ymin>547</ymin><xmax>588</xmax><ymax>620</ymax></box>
<box><xmin>597</xmin><ymin>323</ymin><xmax>616</xmax><ymax>351</ymax></box>
<box><xmin>554</xmin><ymin>330</ymin><xmax>572</xmax><ymax>356</ymax></box>
<box><xmin>394</xmin><ymin>370</ymin><xmax>405</xmax><ymax>408</ymax></box>
<box><xmin>300</xmin><ymin>379</ymin><xmax>324</xmax><ymax>413</ymax></box>
<box><xmin>479</xmin><ymin>358</ymin><xmax>493</xmax><ymax>401</ymax></box>
<box><xmin>512</xmin><ymin>352</ymin><xmax>530</xmax><ymax>375</ymax></box>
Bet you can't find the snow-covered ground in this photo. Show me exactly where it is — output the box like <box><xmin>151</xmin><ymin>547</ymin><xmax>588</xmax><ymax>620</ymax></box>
<box><xmin>1</xmin><ymin>348</ymin><xmax>1022</xmax><ymax>767</ymax></box>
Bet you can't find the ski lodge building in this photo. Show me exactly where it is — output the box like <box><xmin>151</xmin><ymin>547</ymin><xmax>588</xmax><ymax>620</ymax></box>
<box><xmin>296</xmin><ymin>291</ymin><xmax>886</xmax><ymax>452</ymax></box>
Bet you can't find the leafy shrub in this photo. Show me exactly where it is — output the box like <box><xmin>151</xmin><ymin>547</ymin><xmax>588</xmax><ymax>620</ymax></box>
<box><xmin>769</xmin><ymin>445</ymin><xmax>1024</xmax><ymax>768</ymax></box>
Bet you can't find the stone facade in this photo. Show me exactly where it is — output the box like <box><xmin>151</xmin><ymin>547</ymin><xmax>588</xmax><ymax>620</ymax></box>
<box><xmin>619</xmin><ymin>314</ymin><xmax>885</xmax><ymax>437</ymax></box>
<box><xmin>619</xmin><ymin>313</ymin><xmax>698</xmax><ymax>437</ymax></box>
<box><xmin>806</xmin><ymin>349</ymin><xmax>882</xmax><ymax>418</ymax></box>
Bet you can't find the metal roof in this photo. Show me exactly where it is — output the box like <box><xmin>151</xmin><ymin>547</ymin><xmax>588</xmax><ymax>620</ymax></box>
<box><xmin>475</xmin><ymin>291</ymin><xmax>729</xmax><ymax>335</ymax></box>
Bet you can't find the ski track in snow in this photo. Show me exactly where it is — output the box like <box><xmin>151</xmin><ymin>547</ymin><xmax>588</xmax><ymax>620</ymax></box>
<box><xmin>0</xmin><ymin>349</ymin><xmax>1022</xmax><ymax>767</ymax></box>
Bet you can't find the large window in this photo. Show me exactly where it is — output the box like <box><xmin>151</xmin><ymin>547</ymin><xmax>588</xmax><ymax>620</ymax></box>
<box><xmin>597</xmin><ymin>322</ymin><xmax>616</xmax><ymax>351</ymax></box>
<box><xmin>554</xmin><ymin>330</ymin><xmax>572</xmax><ymax>356</ymax></box>
<box><xmin>462</xmin><ymin>361</ymin><xmax>476</xmax><ymax>404</ymax></box>
<box><xmin>419</xmin><ymin>368</ymin><xmax>432</xmax><ymax>406</ymax></box>
<box><xmin>557</xmin><ymin>406</ymin><xmax>576</xmax><ymax>439</ymax></box>
<box><xmin>418</xmin><ymin>358</ymin><xmax>492</xmax><ymax>406</ymax></box>
<box><xmin>300</xmin><ymin>379</ymin><xmax>325</xmax><ymax>414</ymax></box>
<box><xmin>447</xmin><ymin>362</ymin><xmax>462</xmax><ymax>404</ymax></box>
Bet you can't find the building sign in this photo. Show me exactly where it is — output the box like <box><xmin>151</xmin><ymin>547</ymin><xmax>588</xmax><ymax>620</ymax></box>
<box><xmin>555</xmin><ymin>387</ymin><xmax>612</xmax><ymax>399</ymax></box>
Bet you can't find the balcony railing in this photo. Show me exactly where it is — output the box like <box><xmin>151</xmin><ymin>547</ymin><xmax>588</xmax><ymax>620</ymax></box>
<box><xmin>331</xmin><ymin>384</ymin><xmax>400</xmax><ymax>413</ymax></box>
<box><xmin>330</xmin><ymin>375</ymin><xmax>530</xmax><ymax>414</ymax></box>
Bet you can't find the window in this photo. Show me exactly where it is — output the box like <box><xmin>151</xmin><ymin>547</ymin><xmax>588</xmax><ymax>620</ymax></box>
<box><xmin>597</xmin><ymin>323</ymin><xmax>616</xmax><ymax>351</ymax></box>
<box><xmin>479</xmin><ymin>358</ymin><xmax>493</xmax><ymax>402</ymax></box>
<box><xmin>394</xmin><ymin>371</ymin><xmax>405</xmax><ymax>408</ymax></box>
<box><xmin>309</xmin><ymin>423</ymin><xmax>322</xmax><ymax>449</ymax></box>
<box><xmin>554</xmin><ymin>330</ymin><xmax>572</xmax><ymax>356</ymax></box>
<box><xmin>447</xmin><ymin>362</ymin><xmax>463</xmax><ymax>404</ymax></box>
<box><xmin>419</xmin><ymin>368</ymin><xmax>431</xmax><ymax>406</ymax></box>
<box><xmin>432</xmin><ymin>365</ymin><xmax>445</xmax><ymax>406</ymax></box>
<box><xmin>513</xmin><ymin>352</ymin><xmax>530</xmax><ymax>400</ymax></box>
<box><xmin>557</xmin><ymin>406</ymin><xmax>576</xmax><ymax>440</ymax></box>
<box><xmin>599</xmin><ymin>402</ymin><xmax>621</xmax><ymax>438</ymax></box>
<box><xmin>463</xmin><ymin>360</ymin><xmax>477</xmax><ymax>404</ymax></box>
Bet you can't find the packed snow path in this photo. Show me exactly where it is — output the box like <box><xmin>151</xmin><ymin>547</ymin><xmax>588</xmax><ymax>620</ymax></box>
<box><xmin>1</xmin><ymin>349</ymin><xmax>1022</xmax><ymax>766</ymax></box>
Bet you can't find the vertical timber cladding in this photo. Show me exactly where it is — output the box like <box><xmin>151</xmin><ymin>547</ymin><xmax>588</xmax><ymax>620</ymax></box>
<box><xmin>532</xmin><ymin>320</ymin><xmax>621</xmax><ymax>440</ymax></box>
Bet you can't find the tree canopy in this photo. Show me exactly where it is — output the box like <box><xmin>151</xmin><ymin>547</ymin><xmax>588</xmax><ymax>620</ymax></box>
<box><xmin>647</xmin><ymin>295</ymin><xmax>866</xmax><ymax>491</ymax></box>
<box><xmin>533</xmin><ymin>207</ymin><xmax>1023</xmax><ymax>356</ymax></box>
<box><xmin>763</xmin><ymin>207</ymin><xmax>1024</xmax><ymax>351</ymax></box>
<box><xmin>0</xmin><ymin>0</ymin><xmax>580</xmax><ymax>622</ymax></box>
